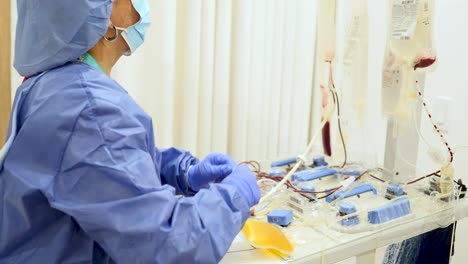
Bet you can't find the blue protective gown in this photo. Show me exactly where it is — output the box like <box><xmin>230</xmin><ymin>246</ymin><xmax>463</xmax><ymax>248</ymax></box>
<box><xmin>0</xmin><ymin>61</ymin><xmax>250</xmax><ymax>263</ymax></box>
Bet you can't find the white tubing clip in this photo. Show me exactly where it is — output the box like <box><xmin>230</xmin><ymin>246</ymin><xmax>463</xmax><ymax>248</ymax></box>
<box><xmin>296</xmin><ymin>155</ymin><xmax>307</xmax><ymax>165</ymax></box>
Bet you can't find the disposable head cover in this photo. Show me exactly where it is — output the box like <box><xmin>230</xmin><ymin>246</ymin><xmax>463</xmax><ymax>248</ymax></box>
<box><xmin>14</xmin><ymin>0</ymin><xmax>113</xmax><ymax>77</ymax></box>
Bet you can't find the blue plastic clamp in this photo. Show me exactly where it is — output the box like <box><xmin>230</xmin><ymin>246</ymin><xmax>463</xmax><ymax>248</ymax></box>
<box><xmin>338</xmin><ymin>201</ymin><xmax>359</xmax><ymax>226</ymax></box>
<box><xmin>267</xmin><ymin>209</ymin><xmax>293</xmax><ymax>226</ymax></box>
<box><xmin>269</xmin><ymin>168</ymin><xmax>285</xmax><ymax>177</ymax></box>
<box><xmin>340</xmin><ymin>168</ymin><xmax>361</xmax><ymax>176</ymax></box>
<box><xmin>387</xmin><ymin>183</ymin><xmax>405</xmax><ymax>196</ymax></box>
<box><xmin>339</xmin><ymin>201</ymin><xmax>357</xmax><ymax>214</ymax></box>
<box><xmin>271</xmin><ymin>157</ymin><xmax>297</xmax><ymax>167</ymax></box>
<box><xmin>292</xmin><ymin>169</ymin><xmax>337</xmax><ymax>182</ymax></box>
<box><xmin>326</xmin><ymin>184</ymin><xmax>377</xmax><ymax>203</ymax></box>
<box><xmin>292</xmin><ymin>166</ymin><xmax>326</xmax><ymax>178</ymax></box>
<box><xmin>300</xmin><ymin>185</ymin><xmax>316</xmax><ymax>191</ymax></box>
<box><xmin>368</xmin><ymin>198</ymin><xmax>411</xmax><ymax>224</ymax></box>
<box><xmin>313</xmin><ymin>156</ymin><xmax>327</xmax><ymax>167</ymax></box>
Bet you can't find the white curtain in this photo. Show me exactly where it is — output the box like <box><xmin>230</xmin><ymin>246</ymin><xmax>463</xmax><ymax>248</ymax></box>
<box><xmin>114</xmin><ymin>0</ymin><xmax>318</xmax><ymax>161</ymax></box>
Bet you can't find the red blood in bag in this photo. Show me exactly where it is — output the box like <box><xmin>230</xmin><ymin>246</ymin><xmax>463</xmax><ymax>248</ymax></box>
<box><xmin>322</xmin><ymin>121</ymin><xmax>332</xmax><ymax>156</ymax></box>
<box><xmin>414</xmin><ymin>57</ymin><xmax>436</xmax><ymax>70</ymax></box>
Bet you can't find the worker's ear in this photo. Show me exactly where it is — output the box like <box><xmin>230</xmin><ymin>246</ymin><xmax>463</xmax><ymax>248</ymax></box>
<box><xmin>103</xmin><ymin>23</ymin><xmax>119</xmax><ymax>42</ymax></box>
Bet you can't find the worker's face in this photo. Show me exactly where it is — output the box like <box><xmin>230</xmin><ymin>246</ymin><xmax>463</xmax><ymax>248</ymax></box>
<box><xmin>111</xmin><ymin>0</ymin><xmax>141</xmax><ymax>29</ymax></box>
<box><xmin>104</xmin><ymin>0</ymin><xmax>141</xmax><ymax>54</ymax></box>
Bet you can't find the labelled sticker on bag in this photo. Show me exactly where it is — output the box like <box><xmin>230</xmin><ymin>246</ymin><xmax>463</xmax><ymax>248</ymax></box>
<box><xmin>381</xmin><ymin>50</ymin><xmax>403</xmax><ymax>115</ymax></box>
<box><xmin>382</xmin><ymin>57</ymin><xmax>402</xmax><ymax>92</ymax></box>
<box><xmin>391</xmin><ymin>0</ymin><xmax>419</xmax><ymax>40</ymax></box>
<box><xmin>382</xmin><ymin>65</ymin><xmax>402</xmax><ymax>91</ymax></box>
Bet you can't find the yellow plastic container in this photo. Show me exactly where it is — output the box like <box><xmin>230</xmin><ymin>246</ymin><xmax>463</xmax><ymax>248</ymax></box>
<box><xmin>242</xmin><ymin>219</ymin><xmax>294</xmax><ymax>256</ymax></box>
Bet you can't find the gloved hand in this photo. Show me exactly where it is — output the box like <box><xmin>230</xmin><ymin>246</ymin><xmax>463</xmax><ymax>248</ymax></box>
<box><xmin>188</xmin><ymin>153</ymin><xmax>237</xmax><ymax>191</ymax></box>
<box><xmin>221</xmin><ymin>164</ymin><xmax>261</xmax><ymax>208</ymax></box>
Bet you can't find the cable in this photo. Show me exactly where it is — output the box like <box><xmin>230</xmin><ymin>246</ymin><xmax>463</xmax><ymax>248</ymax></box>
<box><xmin>255</xmin><ymin>171</ymin><xmax>340</xmax><ymax>202</ymax></box>
<box><xmin>240</xmin><ymin>160</ymin><xmax>261</xmax><ymax>173</ymax></box>
<box><xmin>369</xmin><ymin>173</ymin><xmax>386</xmax><ymax>183</ymax></box>
<box><xmin>414</xmin><ymin>78</ymin><xmax>454</xmax><ymax>164</ymax></box>
<box><xmin>406</xmin><ymin>76</ymin><xmax>455</xmax><ymax>184</ymax></box>
<box><xmin>254</xmin><ymin>111</ymin><xmax>334</xmax><ymax>208</ymax></box>
<box><xmin>406</xmin><ymin>170</ymin><xmax>440</xmax><ymax>185</ymax></box>
<box><xmin>328</xmin><ymin>62</ymin><xmax>347</xmax><ymax>168</ymax></box>
<box><xmin>251</xmin><ymin>61</ymin><xmax>345</xmax><ymax>209</ymax></box>
<box><xmin>251</xmin><ymin>161</ymin><xmax>347</xmax><ymax>202</ymax></box>
<box><xmin>256</xmin><ymin>164</ymin><xmax>369</xmax><ymax>202</ymax></box>
<box><xmin>411</xmin><ymin>98</ymin><xmax>433</xmax><ymax>150</ymax></box>
<box><xmin>396</xmin><ymin>101</ymin><xmax>434</xmax><ymax>170</ymax></box>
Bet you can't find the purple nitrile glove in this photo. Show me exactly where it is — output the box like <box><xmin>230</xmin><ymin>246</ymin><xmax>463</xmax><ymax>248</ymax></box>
<box><xmin>221</xmin><ymin>164</ymin><xmax>261</xmax><ymax>208</ymax></box>
<box><xmin>188</xmin><ymin>153</ymin><xmax>237</xmax><ymax>191</ymax></box>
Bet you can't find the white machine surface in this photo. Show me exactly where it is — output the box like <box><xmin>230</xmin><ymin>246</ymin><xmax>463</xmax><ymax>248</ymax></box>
<box><xmin>220</xmin><ymin>171</ymin><xmax>468</xmax><ymax>264</ymax></box>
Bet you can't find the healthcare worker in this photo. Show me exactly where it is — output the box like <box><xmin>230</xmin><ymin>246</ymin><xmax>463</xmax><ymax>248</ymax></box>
<box><xmin>0</xmin><ymin>0</ymin><xmax>260</xmax><ymax>263</ymax></box>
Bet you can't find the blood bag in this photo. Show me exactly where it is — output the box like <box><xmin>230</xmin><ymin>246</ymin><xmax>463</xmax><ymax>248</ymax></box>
<box><xmin>388</xmin><ymin>0</ymin><xmax>436</xmax><ymax>66</ymax></box>
<box><xmin>382</xmin><ymin>0</ymin><xmax>436</xmax><ymax>119</ymax></box>
<box><xmin>315</xmin><ymin>0</ymin><xmax>337</xmax><ymax>156</ymax></box>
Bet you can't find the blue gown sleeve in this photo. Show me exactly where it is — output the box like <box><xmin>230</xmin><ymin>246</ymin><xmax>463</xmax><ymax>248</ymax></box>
<box><xmin>156</xmin><ymin>147</ymin><xmax>199</xmax><ymax>196</ymax></box>
<box><xmin>45</xmin><ymin>97</ymin><xmax>250</xmax><ymax>263</ymax></box>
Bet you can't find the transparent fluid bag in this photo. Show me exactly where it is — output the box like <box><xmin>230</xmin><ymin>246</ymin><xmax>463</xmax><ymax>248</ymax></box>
<box><xmin>316</xmin><ymin>0</ymin><xmax>337</xmax><ymax>156</ymax></box>
<box><xmin>342</xmin><ymin>0</ymin><xmax>369</xmax><ymax>122</ymax></box>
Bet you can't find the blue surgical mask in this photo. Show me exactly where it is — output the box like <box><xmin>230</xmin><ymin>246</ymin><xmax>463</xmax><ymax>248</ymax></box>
<box><xmin>115</xmin><ymin>0</ymin><xmax>151</xmax><ymax>56</ymax></box>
